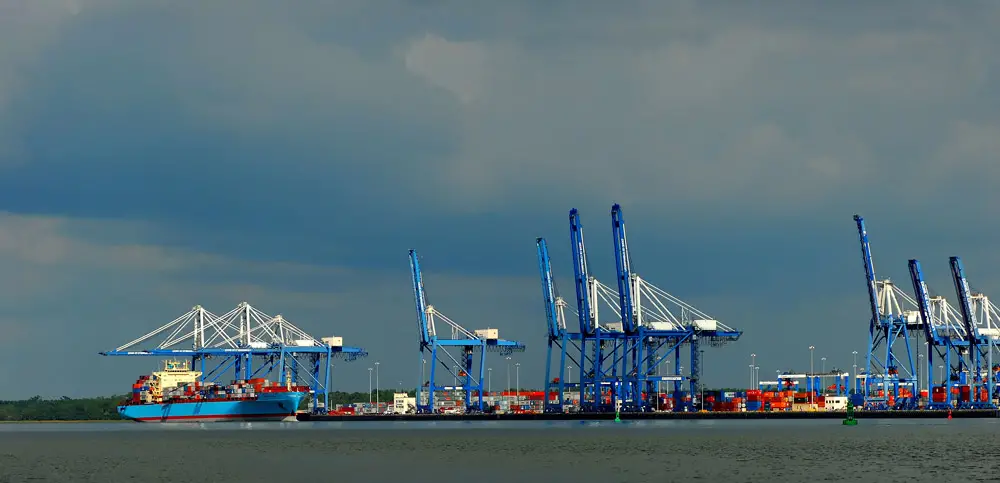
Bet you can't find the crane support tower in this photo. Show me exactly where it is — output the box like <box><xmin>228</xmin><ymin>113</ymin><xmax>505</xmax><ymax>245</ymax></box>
<box><xmin>100</xmin><ymin>302</ymin><xmax>368</xmax><ymax>414</ymax></box>
<box><xmin>853</xmin><ymin>214</ymin><xmax>919</xmax><ymax>409</ymax></box>
<box><xmin>409</xmin><ymin>249</ymin><xmax>526</xmax><ymax>414</ymax></box>
<box><xmin>948</xmin><ymin>257</ymin><xmax>996</xmax><ymax>409</ymax></box>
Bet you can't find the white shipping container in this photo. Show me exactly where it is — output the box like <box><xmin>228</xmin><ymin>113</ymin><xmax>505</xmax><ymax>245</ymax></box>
<box><xmin>647</xmin><ymin>322</ymin><xmax>676</xmax><ymax>331</ymax></box>
<box><xmin>474</xmin><ymin>328</ymin><xmax>499</xmax><ymax>339</ymax></box>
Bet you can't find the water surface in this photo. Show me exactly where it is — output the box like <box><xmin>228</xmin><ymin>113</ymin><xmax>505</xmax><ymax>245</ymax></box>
<box><xmin>1</xmin><ymin>419</ymin><xmax>996</xmax><ymax>482</ymax></box>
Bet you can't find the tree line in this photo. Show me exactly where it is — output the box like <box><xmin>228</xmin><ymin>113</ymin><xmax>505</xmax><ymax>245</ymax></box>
<box><xmin>0</xmin><ymin>395</ymin><xmax>126</xmax><ymax>421</ymax></box>
<box><xmin>0</xmin><ymin>390</ymin><xmax>418</xmax><ymax>421</ymax></box>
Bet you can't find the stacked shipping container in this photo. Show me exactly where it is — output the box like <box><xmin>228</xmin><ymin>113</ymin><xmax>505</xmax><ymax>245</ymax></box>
<box><xmin>126</xmin><ymin>374</ymin><xmax>310</xmax><ymax>406</ymax></box>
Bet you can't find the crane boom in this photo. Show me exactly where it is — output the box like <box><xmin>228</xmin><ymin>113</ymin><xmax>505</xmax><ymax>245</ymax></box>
<box><xmin>536</xmin><ymin>237</ymin><xmax>562</xmax><ymax>338</ymax></box>
<box><xmin>950</xmin><ymin>257</ymin><xmax>981</xmax><ymax>345</ymax></box>
<box><xmin>854</xmin><ymin>215</ymin><xmax>882</xmax><ymax>334</ymax></box>
<box><xmin>611</xmin><ymin>203</ymin><xmax>637</xmax><ymax>334</ymax></box>
<box><xmin>569</xmin><ymin>209</ymin><xmax>596</xmax><ymax>335</ymax></box>
<box><xmin>409</xmin><ymin>249</ymin><xmax>432</xmax><ymax>344</ymax></box>
<box><xmin>909</xmin><ymin>259</ymin><xmax>941</xmax><ymax>343</ymax></box>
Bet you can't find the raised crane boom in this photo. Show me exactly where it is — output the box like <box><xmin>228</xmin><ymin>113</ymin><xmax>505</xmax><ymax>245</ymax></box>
<box><xmin>909</xmin><ymin>260</ymin><xmax>942</xmax><ymax>344</ymax></box>
<box><xmin>854</xmin><ymin>215</ymin><xmax>882</xmax><ymax>338</ymax></box>
<box><xmin>569</xmin><ymin>208</ymin><xmax>597</xmax><ymax>335</ymax></box>
<box><xmin>611</xmin><ymin>203</ymin><xmax>637</xmax><ymax>334</ymax></box>
<box><xmin>536</xmin><ymin>237</ymin><xmax>562</xmax><ymax>339</ymax></box>
<box><xmin>409</xmin><ymin>249</ymin><xmax>432</xmax><ymax>345</ymax></box>
<box><xmin>950</xmin><ymin>257</ymin><xmax>982</xmax><ymax>347</ymax></box>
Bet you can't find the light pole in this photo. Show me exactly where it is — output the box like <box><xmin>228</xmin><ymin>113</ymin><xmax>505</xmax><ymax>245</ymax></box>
<box><xmin>488</xmin><ymin>368</ymin><xmax>492</xmax><ymax>394</ymax></box>
<box><xmin>808</xmin><ymin>346</ymin><xmax>815</xmax><ymax>404</ymax></box>
<box><xmin>750</xmin><ymin>353</ymin><xmax>756</xmax><ymax>388</ymax></box>
<box><xmin>567</xmin><ymin>366</ymin><xmax>572</xmax><ymax>385</ymax></box>
<box><xmin>924</xmin><ymin>341</ymin><xmax>929</xmax><ymax>386</ymax></box>
<box><xmin>820</xmin><ymin>357</ymin><xmax>827</xmax><ymax>397</ymax></box>
<box><xmin>749</xmin><ymin>364</ymin><xmax>754</xmax><ymax>390</ymax></box>
<box><xmin>421</xmin><ymin>358</ymin><xmax>426</xmax><ymax>406</ymax></box>
<box><xmin>852</xmin><ymin>350</ymin><xmax>858</xmax><ymax>395</ymax></box>
<box><xmin>754</xmin><ymin>366</ymin><xmax>759</xmax><ymax>390</ymax></box>
<box><xmin>375</xmin><ymin>361</ymin><xmax>380</xmax><ymax>410</ymax></box>
<box><xmin>515</xmin><ymin>363</ymin><xmax>520</xmax><ymax>400</ymax></box>
<box><xmin>699</xmin><ymin>350</ymin><xmax>705</xmax><ymax>408</ymax></box>
<box><xmin>917</xmin><ymin>353</ymin><xmax>923</xmax><ymax>396</ymax></box>
<box><xmin>506</xmin><ymin>356</ymin><xmax>511</xmax><ymax>403</ymax></box>
<box><xmin>655</xmin><ymin>361</ymin><xmax>661</xmax><ymax>411</ymax></box>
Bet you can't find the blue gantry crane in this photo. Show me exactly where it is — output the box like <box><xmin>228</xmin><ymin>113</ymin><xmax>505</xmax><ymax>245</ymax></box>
<box><xmin>100</xmin><ymin>302</ymin><xmax>368</xmax><ymax>414</ymax></box>
<box><xmin>853</xmin><ymin>214</ymin><xmax>920</xmax><ymax>409</ymax></box>
<box><xmin>908</xmin><ymin>259</ymin><xmax>969</xmax><ymax>409</ymax></box>
<box><xmin>610</xmin><ymin>203</ymin><xmax>741</xmax><ymax>412</ymax></box>
<box><xmin>949</xmin><ymin>256</ymin><xmax>996</xmax><ymax>409</ymax></box>
<box><xmin>536</xmin><ymin>237</ymin><xmax>584</xmax><ymax>413</ymax></box>
<box><xmin>409</xmin><ymin>249</ymin><xmax>526</xmax><ymax>414</ymax></box>
<box><xmin>540</xmin><ymin>206</ymin><xmax>741</xmax><ymax>413</ymax></box>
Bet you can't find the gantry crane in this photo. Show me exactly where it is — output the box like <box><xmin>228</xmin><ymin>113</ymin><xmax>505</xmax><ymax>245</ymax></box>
<box><xmin>853</xmin><ymin>214</ymin><xmax>919</xmax><ymax>409</ymax></box>
<box><xmin>949</xmin><ymin>257</ymin><xmax>996</xmax><ymax>409</ymax></box>
<box><xmin>409</xmin><ymin>249</ymin><xmax>525</xmax><ymax>414</ymax></box>
<box><xmin>610</xmin><ymin>203</ymin><xmax>741</xmax><ymax>412</ymax></box>
<box><xmin>100</xmin><ymin>302</ymin><xmax>367</xmax><ymax>414</ymax></box>
<box><xmin>536</xmin><ymin>237</ymin><xmax>584</xmax><ymax>413</ymax></box>
<box><xmin>909</xmin><ymin>259</ymin><xmax>969</xmax><ymax>409</ymax></box>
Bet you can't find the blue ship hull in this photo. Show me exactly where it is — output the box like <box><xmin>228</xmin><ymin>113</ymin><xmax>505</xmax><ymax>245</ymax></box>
<box><xmin>118</xmin><ymin>392</ymin><xmax>307</xmax><ymax>423</ymax></box>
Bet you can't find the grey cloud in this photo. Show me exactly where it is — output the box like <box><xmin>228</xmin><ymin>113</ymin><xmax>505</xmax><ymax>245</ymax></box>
<box><xmin>0</xmin><ymin>211</ymin><xmax>545</xmax><ymax>397</ymax></box>
<box><xmin>1</xmin><ymin>1</ymin><xmax>999</xmax><ymax>395</ymax></box>
<box><xmin>3</xmin><ymin>1</ymin><xmax>997</xmax><ymax>217</ymax></box>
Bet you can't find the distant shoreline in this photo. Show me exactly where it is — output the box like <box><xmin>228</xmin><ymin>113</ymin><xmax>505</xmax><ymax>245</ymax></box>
<box><xmin>299</xmin><ymin>408</ymin><xmax>1000</xmax><ymax>422</ymax></box>
<box><xmin>0</xmin><ymin>420</ymin><xmax>127</xmax><ymax>424</ymax></box>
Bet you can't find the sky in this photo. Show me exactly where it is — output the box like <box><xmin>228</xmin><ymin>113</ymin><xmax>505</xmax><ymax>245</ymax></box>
<box><xmin>1</xmin><ymin>0</ymin><xmax>998</xmax><ymax>399</ymax></box>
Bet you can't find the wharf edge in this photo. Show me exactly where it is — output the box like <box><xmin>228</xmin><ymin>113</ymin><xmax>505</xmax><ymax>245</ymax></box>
<box><xmin>297</xmin><ymin>409</ymin><xmax>1000</xmax><ymax>422</ymax></box>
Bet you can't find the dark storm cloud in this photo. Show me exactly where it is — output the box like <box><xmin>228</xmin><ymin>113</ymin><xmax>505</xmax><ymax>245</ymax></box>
<box><xmin>0</xmin><ymin>0</ymin><xmax>998</xmax><ymax>396</ymax></box>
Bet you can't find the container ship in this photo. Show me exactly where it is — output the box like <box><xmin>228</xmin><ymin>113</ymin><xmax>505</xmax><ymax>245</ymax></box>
<box><xmin>118</xmin><ymin>360</ymin><xmax>310</xmax><ymax>423</ymax></box>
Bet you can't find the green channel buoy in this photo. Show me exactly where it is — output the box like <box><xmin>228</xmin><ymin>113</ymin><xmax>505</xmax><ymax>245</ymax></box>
<box><xmin>614</xmin><ymin>410</ymin><xmax>620</xmax><ymax>422</ymax></box>
<box><xmin>842</xmin><ymin>400</ymin><xmax>858</xmax><ymax>426</ymax></box>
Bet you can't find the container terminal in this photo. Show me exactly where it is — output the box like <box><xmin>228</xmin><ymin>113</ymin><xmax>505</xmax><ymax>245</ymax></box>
<box><xmin>97</xmin><ymin>206</ymin><xmax>1000</xmax><ymax>422</ymax></box>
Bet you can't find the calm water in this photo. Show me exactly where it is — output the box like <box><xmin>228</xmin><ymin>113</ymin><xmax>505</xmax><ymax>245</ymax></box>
<box><xmin>1</xmin><ymin>419</ymin><xmax>998</xmax><ymax>482</ymax></box>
